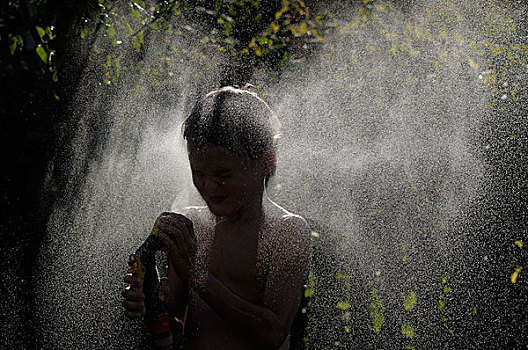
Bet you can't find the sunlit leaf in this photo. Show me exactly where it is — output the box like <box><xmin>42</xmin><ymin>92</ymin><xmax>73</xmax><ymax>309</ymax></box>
<box><xmin>337</xmin><ymin>301</ymin><xmax>351</xmax><ymax>310</ymax></box>
<box><xmin>466</xmin><ymin>56</ymin><xmax>479</xmax><ymax>70</ymax></box>
<box><xmin>80</xmin><ymin>26</ymin><xmax>89</xmax><ymax>39</ymax></box>
<box><xmin>511</xmin><ymin>267</ymin><xmax>522</xmax><ymax>284</ymax></box>
<box><xmin>404</xmin><ymin>290</ymin><xmax>417</xmax><ymax>311</ymax></box>
<box><xmin>36</xmin><ymin>26</ymin><xmax>46</xmax><ymax>39</ymax></box>
<box><xmin>370</xmin><ymin>288</ymin><xmax>385</xmax><ymax>334</ymax></box>
<box><xmin>107</xmin><ymin>23</ymin><xmax>115</xmax><ymax>38</ymax></box>
<box><xmin>46</xmin><ymin>26</ymin><xmax>54</xmax><ymax>40</ymax></box>
<box><xmin>8</xmin><ymin>34</ymin><xmax>24</xmax><ymax>55</ymax></box>
<box><xmin>401</xmin><ymin>323</ymin><xmax>415</xmax><ymax>338</ymax></box>
<box><xmin>36</xmin><ymin>45</ymin><xmax>48</xmax><ymax>63</ymax></box>
<box><xmin>374</xmin><ymin>4</ymin><xmax>386</xmax><ymax>13</ymax></box>
<box><xmin>491</xmin><ymin>46</ymin><xmax>506</xmax><ymax>56</ymax></box>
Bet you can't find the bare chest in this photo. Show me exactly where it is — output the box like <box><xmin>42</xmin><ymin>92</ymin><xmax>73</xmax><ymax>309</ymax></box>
<box><xmin>207</xmin><ymin>226</ymin><xmax>260</xmax><ymax>301</ymax></box>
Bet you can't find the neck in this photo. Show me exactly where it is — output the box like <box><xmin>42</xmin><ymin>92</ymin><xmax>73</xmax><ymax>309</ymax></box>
<box><xmin>217</xmin><ymin>188</ymin><xmax>269</xmax><ymax>225</ymax></box>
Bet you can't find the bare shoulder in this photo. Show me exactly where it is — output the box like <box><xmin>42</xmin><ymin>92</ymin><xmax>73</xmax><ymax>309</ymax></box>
<box><xmin>264</xmin><ymin>200</ymin><xmax>311</xmax><ymax>243</ymax></box>
<box><xmin>262</xmin><ymin>199</ymin><xmax>312</xmax><ymax>281</ymax></box>
<box><xmin>172</xmin><ymin>205</ymin><xmax>210</xmax><ymax>222</ymax></box>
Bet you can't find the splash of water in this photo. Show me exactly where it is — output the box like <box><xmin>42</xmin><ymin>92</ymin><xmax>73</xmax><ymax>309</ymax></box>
<box><xmin>33</xmin><ymin>0</ymin><xmax>526</xmax><ymax>349</ymax></box>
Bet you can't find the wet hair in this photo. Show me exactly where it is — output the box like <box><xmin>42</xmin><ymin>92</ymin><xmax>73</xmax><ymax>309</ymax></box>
<box><xmin>181</xmin><ymin>86</ymin><xmax>281</xmax><ymax>159</ymax></box>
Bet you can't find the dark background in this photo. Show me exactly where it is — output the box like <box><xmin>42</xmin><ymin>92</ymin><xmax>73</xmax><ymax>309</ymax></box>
<box><xmin>1</xmin><ymin>1</ymin><xmax>527</xmax><ymax>348</ymax></box>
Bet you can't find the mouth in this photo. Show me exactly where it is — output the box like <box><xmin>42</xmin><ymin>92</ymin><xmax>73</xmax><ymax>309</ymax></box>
<box><xmin>207</xmin><ymin>196</ymin><xmax>227</xmax><ymax>204</ymax></box>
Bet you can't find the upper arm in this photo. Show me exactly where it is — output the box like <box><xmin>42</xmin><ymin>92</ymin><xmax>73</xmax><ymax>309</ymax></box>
<box><xmin>261</xmin><ymin>215</ymin><xmax>312</xmax><ymax>333</ymax></box>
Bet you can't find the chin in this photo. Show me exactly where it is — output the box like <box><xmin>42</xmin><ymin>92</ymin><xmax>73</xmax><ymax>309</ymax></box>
<box><xmin>206</xmin><ymin>202</ymin><xmax>235</xmax><ymax>218</ymax></box>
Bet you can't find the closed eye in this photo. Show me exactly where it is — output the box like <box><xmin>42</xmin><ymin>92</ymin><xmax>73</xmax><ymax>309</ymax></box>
<box><xmin>192</xmin><ymin>170</ymin><xmax>205</xmax><ymax>177</ymax></box>
<box><xmin>215</xmin><ymin>171</ymin><xmax>232</xmax><ymax>179</ymax></box>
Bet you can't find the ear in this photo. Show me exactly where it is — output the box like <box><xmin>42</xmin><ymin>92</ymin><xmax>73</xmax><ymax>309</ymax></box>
<box><xmin>260</xmin><ymin>149</ymin><xmax>276</xmax><ymax>176</ymax></box>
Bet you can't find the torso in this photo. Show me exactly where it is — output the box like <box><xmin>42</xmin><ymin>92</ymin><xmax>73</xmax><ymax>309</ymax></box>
<box><xmin>178</xmin><ymin>201</ymin><xmax>297</xmax><ymax>349</ymax></box>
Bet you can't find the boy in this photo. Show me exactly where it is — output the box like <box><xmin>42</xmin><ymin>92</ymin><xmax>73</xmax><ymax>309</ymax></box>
<box><xmin>122</xmin><ymin>86</ymin><xmax>311</xmax><ymax>349</ymax></box>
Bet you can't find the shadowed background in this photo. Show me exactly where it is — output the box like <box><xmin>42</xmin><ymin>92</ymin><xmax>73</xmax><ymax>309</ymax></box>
<box><xmin>1</xmin><ymin>0</ymin><xmax>526</xmax><ymax>349</ymax></box>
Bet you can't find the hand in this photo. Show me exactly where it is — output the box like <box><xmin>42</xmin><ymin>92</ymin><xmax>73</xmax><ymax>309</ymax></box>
<box><xmin>121</xmin><ymin>273</ymin><xmax>145</xmax><ymax>318</ymax></box>
<box><xmin>156</xmin><ymin>212</ymin><xmax>197</xmax><ymax>284</ymax></box>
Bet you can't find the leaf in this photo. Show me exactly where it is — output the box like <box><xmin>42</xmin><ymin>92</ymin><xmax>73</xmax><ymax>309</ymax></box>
<box><xmin>36</xmin><ymin>45</ymin><xmax>48</xmax><ymax>63</ymax></box>
<box><xmin>466</xmin><ymin>56</ymin><xmax>479</xmax><ymax>70</ymax></box>
<box><xmin>336</xmin><ymin>270</ymin><xmax>346</xmax><ymax>280</ymax></box>
<box><xmin>404</xmin><ymin>290</ymin><xmax>417</xmax><ymax>311</ymax></box>
<box><xmin>107</xmin><ymin>23</ymin><xmax>116</xmax><ymax>38</ymax></box>
<box><xmin>337</xmin><ymin>301</ymin><xmax>351</xmax><ymax>310</ymax></box>
<box><xmin>511</xmin><ymin>267</ymin><xmax>522</xmax><ymax>284</ymax></box>
<box><xmin>46</xmin><ymin>26</ymin><xmax>54</xmax><ymax>40</ymax></box>
<box><xmin>133</xmin><ymin>31</ymin><xmax>144</xmax><ymax>53</ymax></box>
<box><xmin>491</xmin><ymin>46</ymin><xmax>506</xmax><ymax>56</ymax></box>
<box><xmin>374</xmin><ymin>4</ymin><xmax>386</xmax><ymax>13</ymax></box>
<box><xmin>370</xmin><ymin>289</ymin><xmax>385</xmax><ymax>334</ymax></box>
<box><xmin>409</xmin><ymin>48</ymin><xmax>420</xmax><ymax>57</ymax></box>
<box><xmin>258</xmin><ymin>36</ymin><xmax>269</xmax><ymax>45</ymax></box>
<box><xmin>304</xmin><ymin>287</ymin><xmax>314</xmax><ymax>298</ymax></box>
<box><xmin>80</xmin><ymin>26</ymin><xmax>89</xmax><ymax>39</ymax></box>
<box><xmin>271</xmin><ymin>22</ymin><xmax>280</xmax><ymax>33</ymax></box>
<box><xmin>8</xmin><ymin>34</ymin><xmax>24</xmax><ymax>55</ymax></box>
<box><xmin>36</xmin><ymin>26</ymin><xmax>46</xmax><ymax>39</ymax></box>
<box><xmin>441</xmin><ymin>275</ymin><xmax>450</xmax><ymax>284</ymax></box>
<box><xmin>401</xmin><ymin>323</ymin><xmax>415</xmax><ymax>338</ymax></box>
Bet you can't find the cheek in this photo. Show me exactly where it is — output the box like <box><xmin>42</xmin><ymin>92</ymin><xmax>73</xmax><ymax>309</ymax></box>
<box><xmin>192</xmin><ymin>176</ymin><xmax>204</xmax><ymax>192</ymax></box>
<box><xmin>220</xmin><ymin>178</ymin><xmax>246</xmax><ymax>197</ymax></box>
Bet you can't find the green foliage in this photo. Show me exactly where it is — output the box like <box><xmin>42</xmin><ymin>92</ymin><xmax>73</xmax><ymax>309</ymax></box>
<box><xmin>401</xmin><ymin>323</ymin><xmax>415</xmax><ymax>338</ymax></box>
<box><xmin>404</xmin><ymin>290</ymin><xmax>417</xmax><ymax>311</ymax></box>
<box><xmin>337</xmin><ymin>301</ymin><xmax>351</xmax><ymax>310</ymax></box>
<box><xmin>8</xmin><ymin>33</ymin><xmax>24</xmax><ymax>54</ymax></box>
<box><xmin>73</xmin><ymin>0</ymin><xmax>336</xmax><ymax>86</ymax></box>
<box><xmin>3</xmin><ymin>1</ymin><xmax>60</xmax><ymax>98</ymax></box>
<box><xmin>304</xmin><ymin>270</ymin><xmax>317</xmax><ymax>299</ymax></box>
<box><xmin>35</xmin><ymin>45</ymin><xmax>48</xmax><ymax>63</ymax></box>
<box><xmin>370</xmin><ymin>288</ymin><xmax>385</xmax><ymax>334</ymax></box>
<box><xmin>249</xmin><ymin>0</ymin><xmax>327</xmax><ymax>59</ymax></box>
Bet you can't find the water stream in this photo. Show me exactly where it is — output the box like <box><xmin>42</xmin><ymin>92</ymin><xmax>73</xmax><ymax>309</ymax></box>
<box><xmin>32</xmin><ymin>0</ymin><xmax>526</xmax><ymax>348</ymax></box>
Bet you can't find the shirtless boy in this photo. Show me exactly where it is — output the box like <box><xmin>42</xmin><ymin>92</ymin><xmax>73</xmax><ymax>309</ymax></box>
<box><xmin>122</xmin><ymin>86</ymin><xmax>311</xmax><ymax>349</ymax></box>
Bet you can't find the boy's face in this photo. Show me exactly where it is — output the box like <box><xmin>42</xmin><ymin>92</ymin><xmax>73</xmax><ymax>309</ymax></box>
<box><xmin>188</xmin><ymin>144</ymin><xmax>267</xmax><ymax>219</ymax></box>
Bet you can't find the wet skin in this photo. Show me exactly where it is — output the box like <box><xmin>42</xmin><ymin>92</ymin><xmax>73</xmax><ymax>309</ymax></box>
<box><xmin>123</xmin><ymin>145</ymin><xmax>311</xmax><ymax>349</ymax></box>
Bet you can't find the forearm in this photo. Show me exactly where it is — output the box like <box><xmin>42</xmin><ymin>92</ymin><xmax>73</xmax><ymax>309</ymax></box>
<box><xmin>192</xmin><ymin>270</ymin><xmax>289</xmax><ymax>348</ymax></box>
<box><xmin>165</xmin><ymin>269</ymin><xmax>188</xmax><ymax>320</ymax></box>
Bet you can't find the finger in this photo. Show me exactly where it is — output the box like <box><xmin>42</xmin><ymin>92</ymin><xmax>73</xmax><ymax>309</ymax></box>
<box><xmin>165</xmin><ymin>213</ymin><xmax>190</xmax><ymax>233</ymax></box>
<box><xmin>165</xmin><ymin>213</ymin><xmax>195</xmax><ymax>251</ymax></box>
<box><xmin>157</xmin><ymin>222</ymin><xmax>184</xmax><ymax>251</ymax></box>
<box><xmin>159</xmin><ymin>231</ymin><xmax>183</xmax><ymax>256</ymax></box>
<box><xmin>121</xmin><ymin>286</ymin><xmax>145</xmax><ymax>301</ymax></box>
<box><xmin>157</xmin><ymin>212</ymin><xmax>183</xmax><ymax>236</ymax></box>
<box><xmin>122</xmin><ymin>299</ymin><xmax>144</xmax><ymax>311</ymax></box>
<box><xmin>123</xmin><ymin>274</ymin><xmax>142</xmax><ymax>289</ymax></box>
<box><xmin>124</xmin><ymin>309</ymin><xmax>143</xmax><ymax>319</ymax></box>
<box><xmin>157</xmin><ymin>219</ymin><xmax>184</xmax><ymax>238</ymax></box>
<box><xmin>158</xmin><ymin>220</ymin><xmax>187</xmax><ymax>255</ymax></box>
<box><xmin>181</xmin><ymin>216</ymin><xmax>196</xmax><ymax>249</ymax></box>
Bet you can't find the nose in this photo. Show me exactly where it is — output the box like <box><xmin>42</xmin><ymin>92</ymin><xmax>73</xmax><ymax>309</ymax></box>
<box><xmin>204</xmin><ymin>176</ymin><xmax>221</xmax><ymax>192</ymax></box>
